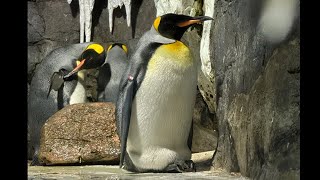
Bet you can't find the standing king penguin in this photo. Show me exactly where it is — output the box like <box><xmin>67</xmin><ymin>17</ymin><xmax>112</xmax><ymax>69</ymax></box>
<box><xmin>116</xmin><ymin>13</ymin><xmax>213</xmax><ymax>172</ymax></box>
<box><xmin>28</xmin><ymin>42</ymin><xmax>106</xmax><ymax>165</ymax></box>
<box><xmin>97</xmin><ymin>43</ymin><xmax>128</xmax><ymax>103</ymax></box>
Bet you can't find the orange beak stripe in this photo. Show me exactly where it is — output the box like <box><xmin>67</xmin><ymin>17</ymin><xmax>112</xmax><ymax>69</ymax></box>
<box><xmin>177</xmin><ymin>19</ymin><xmax>202</xmax><ymax>27</ymax></box>
<box><xmin>64</xmin><ymin>59</ymin><xmax>86</xmax><ymax>78</ymax></box>
<box><xmin>71</xmin><ymin>59</ymin><xmax>86</xmax><ymax>73</ymax></box>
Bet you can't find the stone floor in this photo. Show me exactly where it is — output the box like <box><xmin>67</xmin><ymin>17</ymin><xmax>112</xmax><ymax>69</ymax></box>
<box><xmin>28</xmin><ymin>151</ymin><xmax>249</xmax><ymax>180</ymax></box>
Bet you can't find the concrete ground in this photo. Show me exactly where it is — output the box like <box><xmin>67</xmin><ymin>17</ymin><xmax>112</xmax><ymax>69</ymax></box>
<box><xmin>28</xmin><ymin>151</ymin><xmax>249</xmax><ymax>180</ymax></box>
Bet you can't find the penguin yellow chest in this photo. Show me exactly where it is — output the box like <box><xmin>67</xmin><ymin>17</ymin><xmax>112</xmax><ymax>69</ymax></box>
<box><xmin>147</xmin><ymin>41</ymin><xmax>194</xmax><ymax>72</ymax></box>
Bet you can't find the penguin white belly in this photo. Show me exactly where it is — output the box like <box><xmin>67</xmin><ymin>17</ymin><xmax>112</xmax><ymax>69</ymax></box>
<box><xmin>127</xmin><ymin>41</ymin><xmax>198</xmax><ymax>170</ymax></box>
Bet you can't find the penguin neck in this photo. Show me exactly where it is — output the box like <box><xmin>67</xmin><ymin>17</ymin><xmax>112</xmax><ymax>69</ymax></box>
<box><xmin>77</xmin><ymin>70</ymin><xmax>87</xmax><ymax>84</ymax></box>
<box><xmin>69</xmin><ymin>70</ymin><xmax>88</xmax><ymax>104</ymax></box>
<box><xmin>149</xmin><ymin>26</ymin><xmax>176</xmax><ymax>44</ymax></box>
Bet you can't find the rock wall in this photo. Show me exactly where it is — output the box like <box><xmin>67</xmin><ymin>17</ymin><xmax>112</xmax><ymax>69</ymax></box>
<box><xmin>210</xmin><ymin>0</ymin><xmax>300</xmax><ymax>179</ymax></box>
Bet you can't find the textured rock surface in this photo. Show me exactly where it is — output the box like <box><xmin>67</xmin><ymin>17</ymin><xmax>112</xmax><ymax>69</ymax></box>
<box><xmin>37</xmin><ymin>0</ymin><xmax>80</xmax><ymax>43</ymax></box>
<box><xmin>198</xmin><ymin>0</ymin><xmax>216</xmax><ymax>113</ymax></box>
<box><xmin>192</xmin><ymin>91</ymin><xmax>217</xmax><ymax>153</ymax></box>
<box><xmin>39</xmin><ymin>102</ymin><xmax>120</xmax><ymax>165</ymax></box>
<box><xmin>210</xmin><ymin>0</ymin><xmax>300</xmax><ymax>179</ymax></box>
<box><xmin>154</xmin><ymin>0</ymin><xmax>197</xmax><ymax>17</ymax></box>
<box><xmin>28</xmin><ymin>1</ymin><xmax>45</xmax><ymax>43</ymax></box>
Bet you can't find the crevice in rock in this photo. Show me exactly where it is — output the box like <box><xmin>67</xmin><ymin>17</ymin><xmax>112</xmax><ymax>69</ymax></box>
<box><xmin>287</xmin><ymin>67</ymin><xmax>300</xmax><ymax>74</ymax></box>
<box><xmin>51</xmin><ymin>138</ymin><xmax>91</xmax><ymax>142</ymax></box>
<box><xmin>28</xmin><ymin>21</ymin><xmax>44</xmax><ymax>41</ymax></box>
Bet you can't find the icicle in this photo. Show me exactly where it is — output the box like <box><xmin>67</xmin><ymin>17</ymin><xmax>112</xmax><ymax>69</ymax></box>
<box><xmin>108</xmin><ymin>0</ymin><xmax>132</xmax><ymax>33</ymax></box>
<box><xmin>79</xmin><ymin>0</ymin><xmax>85</xmax><ymax>43</ymax></box>
<box><xmin>108</xmin><ymin>8</ymin><xmax>114</xmax><ymax>33</ymax></box>
<box><xmin>69</xmin><ymin>0</ymin><xmax>95</xmax><ymax>43</ymax></box>
<box><xmin>84</xmin><ymin>0</ymin><xmax>95</xmax><ymax>42</ymax></box>
<box><xmin>124</xmin><ymin>0</ymin><xmax>131</xmax><ymax>27</ymax></box>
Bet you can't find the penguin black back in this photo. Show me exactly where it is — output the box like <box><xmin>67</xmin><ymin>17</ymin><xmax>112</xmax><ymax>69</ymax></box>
<box><xmin>97</xmin><ymin>43</ymin><xmax>129</xmax><ymax>103</ymax></box>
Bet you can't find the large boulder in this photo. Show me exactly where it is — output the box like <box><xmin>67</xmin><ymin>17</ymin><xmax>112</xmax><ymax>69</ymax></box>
<box><xmin>39</xmin><ymin>102</ymin><xmax>120</xmax><ymax>165</ymax></box>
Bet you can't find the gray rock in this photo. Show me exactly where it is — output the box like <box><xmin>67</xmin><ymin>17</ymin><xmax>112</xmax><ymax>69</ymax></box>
<box><xmin>28</xmin><ymin>40</ymin><xmax>59</xmax><ymax>83</ymax></box>
<box><xmin>154</xmin><ymin>0</ymin><xmax>197</xmax><ymax>16</ymax></box>
<box><xmin>210</xmin><ymin>0</ymin><xmax>300</xmax><ymax>179</ymax></box>
<box><xmin>92</xmin><ymin>0</ymin><xmax>156</xmax><ymax>45</ymax></box>
<box><xmin>37</xmin><ymin>0</ymin><xmax>80</xmax><ymax>43</ymax></box>
<box><xmin>192</xmin><ymin>90</ymin><xmax>217</xmax><ymax>153</ymax></box>
<box><xmin>28</xmin><ymin>2</ymin><xmax>45</xmax><ymax>44</ymax></box>
<box><xmin>28</xmin><ymin>45</ymin><xmax>40</xmax><ymax>83</ymax></box>
<box><xmin>39</xmin><ymin>102</ymin><xmax>120</xmax><ymax>165</ymax></box>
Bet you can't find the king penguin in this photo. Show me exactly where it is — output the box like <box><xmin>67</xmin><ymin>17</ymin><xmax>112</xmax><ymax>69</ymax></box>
<box><xmin>116</xmin><ymin>13</ymin><xmax>213</xmax><ymax>172</ymax></box>
<box><xmin>97</xmin><ymin>43</ymin><xmax>128</xmax><ymax>103</ymax></box>
<box><xmin>28</xmin><ymin>42</ymin><xmax>106</xmax><ymax>165</ymax></box>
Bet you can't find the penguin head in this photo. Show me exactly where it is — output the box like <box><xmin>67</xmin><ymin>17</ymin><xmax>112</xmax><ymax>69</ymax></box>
<box><xmin>107</xmin><ymin>43</ymin><xmax>128</xmax><ymax>54</ymax></box>
<box><xmin>153</xmin><ymin>13</ymin><xmax>213</xmax><ymax>40</ymax></box>
<box><xmin>64</xmin><ymin>43</ymin><xmax>106</xmax><ymax>79</ymax></box>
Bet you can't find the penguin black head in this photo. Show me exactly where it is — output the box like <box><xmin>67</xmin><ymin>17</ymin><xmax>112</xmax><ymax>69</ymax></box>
<box><xmin>64</xmin><ymin>43</ymin><xmax>106</xmax><ymax>79</ymax></box>
<box><xmin>153</xmin><ymin>13</ymin><xmax>213</xmax><ymax>40</ymax></box>
<box><xmin>107</xmin><ymin>43</ymin><xmax>128</xmax><ymax>54</ymax></box>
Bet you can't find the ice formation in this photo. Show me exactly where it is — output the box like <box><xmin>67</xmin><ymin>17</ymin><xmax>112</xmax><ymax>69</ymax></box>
<box><xmin>108</xmin><ymin>0</ymin><xmax>131</xmax><ymax>33</ymax></box>
<box><xmin>68</xmin><ymin>0</ymin><xmax>95</xmax><ymax>43</ymax></box>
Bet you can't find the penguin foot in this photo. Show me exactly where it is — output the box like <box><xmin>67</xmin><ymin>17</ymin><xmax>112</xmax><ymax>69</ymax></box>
<box><xmin>163</xmin><ymin>160</ymin><xmax>196</xmax><ymax>173</ymax></box>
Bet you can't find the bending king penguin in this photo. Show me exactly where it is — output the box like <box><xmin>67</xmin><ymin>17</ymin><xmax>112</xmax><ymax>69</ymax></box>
<box><xmin>28</xmin><ymin>43</ymin><xmax>106</xmax><ymax>165</ymax></box>
<box><xmin>116</xmin><ymin>13</ymin><xmax>213</xmax><ymax>172</ymax></box>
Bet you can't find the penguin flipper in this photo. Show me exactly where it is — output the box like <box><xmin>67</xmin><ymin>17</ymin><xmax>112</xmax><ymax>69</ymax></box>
<box><xmin>47</xmin><ymin>69</ymin><xmax>68</xmax><ymax>98</ymax></box>
<box><xmin>116</xmin><ymin>76</ymin><xmax>136</xmax><ymax>168</ymax></box>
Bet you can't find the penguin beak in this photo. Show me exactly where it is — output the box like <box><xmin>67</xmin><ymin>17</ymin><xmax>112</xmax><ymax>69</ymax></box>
<box><xmin>177</xmin><ymin>16</ymin><xmax>214</xmax><ymax>27</ymax></box>
<box><xmin>63</xmin><ymin>59</ymin><xmax>86</xmax><ymax>79</ymax></box>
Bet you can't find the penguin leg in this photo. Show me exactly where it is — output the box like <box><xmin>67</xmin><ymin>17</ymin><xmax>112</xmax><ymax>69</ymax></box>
<box><xmin>163</xmin><ymin>160</ymin><xmax>196</xmax><ymax>173</ymax></box>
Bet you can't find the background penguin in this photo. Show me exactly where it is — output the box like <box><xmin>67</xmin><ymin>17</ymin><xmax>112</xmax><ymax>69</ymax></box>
<box><xmin>97</xmin><ymin>43</ymin><xmax>129</xmax><ymax>103</ymax></box>
<box><xmin>116</xmin><ymin>13</ymin><xmax>213</xmax><ymax>172</ymax></box>
<box><xmin>28</xmin><ymin>42</ymin><xmax>106</xmax><ymax>165</ymax></box>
